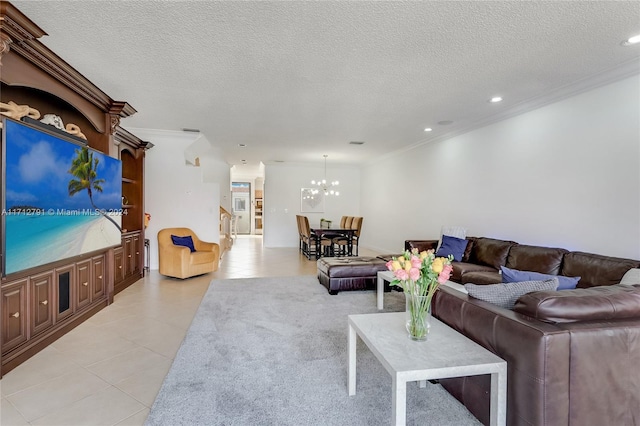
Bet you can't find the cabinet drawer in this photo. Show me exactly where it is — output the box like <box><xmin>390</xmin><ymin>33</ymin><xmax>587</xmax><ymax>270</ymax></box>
<box><xmin>2</xmin><ymin>279</ymin><xmax>28</xmax><ymax>353</ymax></box>
<box><xmin>114</xmin><ymin>247</ymin><xmax>125</xmax><ymax>284</ymax></box>
<box><xmin>76</xmin><ymin>260</ymin><xmax>91</xmax><ymax>310</ymax></box>
<box><xmin>30</xmin><ymin>272</ymin><xmax>54</xmax><ymax>336</ymax></box>
<box><xmin>92</xmin><ymin>255</ymin><xmax>105</xmax><ymax>300</ymax></box>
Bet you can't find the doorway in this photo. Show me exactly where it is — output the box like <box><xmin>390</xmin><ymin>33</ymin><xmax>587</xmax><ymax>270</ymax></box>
<box><xmin>229</xmin><ymin>163</ymin><xmax>265</xmax><ymax>236</ymax></box>
<box><xmin>231</xmin><ymin>182</ymin><xmax>251</xmax><ymax>234</ymax></box>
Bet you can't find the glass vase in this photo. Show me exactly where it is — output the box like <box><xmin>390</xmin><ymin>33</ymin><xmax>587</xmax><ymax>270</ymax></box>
<box><xmin>405</xmin><ymin>292</ymin><xmax>432</xmax><ymax>341</ymax></box>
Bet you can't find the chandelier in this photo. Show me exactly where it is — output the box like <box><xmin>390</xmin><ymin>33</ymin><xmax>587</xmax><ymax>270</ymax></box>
<box><xmin>311</xmin><ymin>154</ymin><xmax>339</xmax><ymax>196</ymax></box>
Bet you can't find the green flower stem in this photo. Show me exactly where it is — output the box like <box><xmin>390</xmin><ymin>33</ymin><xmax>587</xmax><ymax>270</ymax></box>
<box><xmin>405</xmin><ymin>292</ymin><xmax>432</xmax><ymax>340</ymax></box>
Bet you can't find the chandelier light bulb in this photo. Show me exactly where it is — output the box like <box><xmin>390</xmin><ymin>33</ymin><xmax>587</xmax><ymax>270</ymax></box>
<box><xmin>310</xmin><ymin>154</ymin><xmax>340</xmax><ymax>196</ymax></box>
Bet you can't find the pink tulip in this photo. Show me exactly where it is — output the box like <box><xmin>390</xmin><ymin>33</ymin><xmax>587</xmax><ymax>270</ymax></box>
<box><xmin>410</xmin><ymin>256</ymin><xmax>422</xmax><ymax>268</ymax></box>
<box><xmin>386</xmin><ymin>260</ymin><xmax>393</xmax><ymax>271</ymax></box>
<box><xmin>409</xmin><ymin>267</ymin><xmax>420</xmax><ymax>281</ymax></box>
<box><xmin>395</xmin><ymin>269</ymin><xmax>409</xmax><ymax>281</ymax></box>
<box><xmin>437</xmin><ymin>264</ymin><xmax>453</xmax><ymax>284</ymax></box>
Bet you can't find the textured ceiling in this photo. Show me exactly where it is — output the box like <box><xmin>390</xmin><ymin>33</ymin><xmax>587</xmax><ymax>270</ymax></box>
<box><xmin>9</xmin><ymin>1</ymin><xmax>640</xmax><ymax>169</ymax></box>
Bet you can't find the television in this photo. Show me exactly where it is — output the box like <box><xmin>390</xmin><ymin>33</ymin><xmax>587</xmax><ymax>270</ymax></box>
<box><xmin>1</xmin><ymin>117</ymin><xmax>122</xmax><ymax>276</ymax></box>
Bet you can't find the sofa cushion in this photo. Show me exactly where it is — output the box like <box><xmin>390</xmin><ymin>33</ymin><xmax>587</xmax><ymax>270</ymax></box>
<box><xmin>436</xmin><ymin>235</ymin><xmax>469</xmax><ymax>262</ymax></box>
<box><xmin>461</xmin><ymin>271</ymin><xmax>502</xmax><ymax>285</ymax></box>
<box><xmin>464</xmin><ymin>278</ymin><xmax>559</xmax><ymax>309</ymax></box>
<box><xmin>506</xmin><ymin>245</ymin><xmax>567</xmax><ymax>275</ymax></box>
<box><xmin>514</xmin><ymin>284</ymin><xmax>640</xmax><ymax>323</ymax></box>
<box><xmin>501</xmin><ymin>266</ymin><xmax>579</xmax><ymax>290</ymax></box>
<box><xmin>620</xmin><ymin>268</ymin><xmax>640</xmax><ymax>286</ymax></box>
<box><xmin>461</xmin><ymin>236</ymin><xmax>476</xmax><ymax>262</ymax></box>
<box><xmin>451</xmin><ymin>261</ymin><xmax>496</xmax><ymax>283</ymax></box>
<box><xmin>561</xmin><ymin>252</ymin><xmax>640</xmax><ymax>288</ymax></box>
<box><xmin>171</xmin><ymin>235</ymin><xmax>196</xmax><ymax>252</ymax></box>
<box><xmin>469</xmin><ymin>237</ymin><xmax>516</xmax><ymax>269</ymax></box>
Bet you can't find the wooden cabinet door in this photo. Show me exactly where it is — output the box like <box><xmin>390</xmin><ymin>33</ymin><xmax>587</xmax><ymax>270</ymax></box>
<box><xmin>30</xmin><ymin>272</ymin><xmax>53</xmax><ymax>336</ymax></box>
<box><xmin>92</xmin><ymin>255</ymin><xmax>105</xmax><ymax>300</ymax></box>
<box><xmin>124</xmin><ymin>236</ymin><xmax>134</xmax><ymax>276</ymax></box>
<box><xmin>2</xmin><ymin>279</ymin><xmax>28</xmax><ymax>353</ymax></box>
<box><xmin>114</xmin><ymin>247</ymin><xmax>125</xmax><ymax>284</ymax></box>
<box><xmin>132</xmin><ymin>233</ymin><xmax>141</xmax><ymax>274</ymax></box>
<box><xmin>76</xmin><ymin>260</ymin><xmax>91</xmax><ymax>310</ymax></box>
<box><xmin>55</xmin><ymin>265</ymin><xmax>75</xmax><ymax>322</ymax></box>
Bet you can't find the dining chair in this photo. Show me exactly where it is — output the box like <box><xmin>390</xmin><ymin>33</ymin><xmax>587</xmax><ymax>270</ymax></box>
<box><xmin>299</xmin><ymin>215</ymin><xmax>321</xmax><ymax>259</ymax></box>
<box><xmin>333</xmin><ymin>216</ymin><xmax>361</xmax><ymax>256</ymax></box>
<box><xmin>295</xmin><ymin>215</ymin><xmax>304</xmax><ymax>253</ymax></box>
<box><xmin>339</xmin><ymin>215</ymin><xmax>348</xmax><ymax>228</ymax></box>
<box><xmin>351</xmin><ymin>217</ymin><xmax>363</xmax><ymax>256</ymax></box>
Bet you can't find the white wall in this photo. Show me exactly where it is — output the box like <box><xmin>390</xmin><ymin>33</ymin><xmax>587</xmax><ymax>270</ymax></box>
<box><xmin>128</xmin><ymin>129</ymin><xmax>223</xmax><ymax>270</ymax></box>
<box><xmin>264</xmin><ymin>162</ymin><xmax>361</xmax><ymax>247</ymax></box>
<box><xmin>361</xmin><ymin>75</ymin><xmax>640</xmax><ymax>259</ymax></box>
<box><xmin>201</xmin><ymin>151</ymin><xmax>231</xmax><ymax>212</ymax></box>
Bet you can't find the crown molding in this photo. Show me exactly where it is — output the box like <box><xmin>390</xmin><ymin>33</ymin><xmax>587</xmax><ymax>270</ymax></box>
<box><xmin>367</xmin><ymin>62</ymin><xmax>640</xmax><ymax>166</ymax></box>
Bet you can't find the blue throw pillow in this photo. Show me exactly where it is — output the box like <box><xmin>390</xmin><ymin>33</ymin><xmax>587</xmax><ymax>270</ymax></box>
<box><xmin>171</xmin><ymin>235</ymin><xmax>196</xmax><ymax>252</ymax></box>
<box><xmin>435</xmin><ymin>235</ymin><xmax>469</xmax><ymax>262</ymax></box>
<box><xmin>501</xmin><ymin>266</ymin><xmax>579</xmax><ymax>290</ymax></box>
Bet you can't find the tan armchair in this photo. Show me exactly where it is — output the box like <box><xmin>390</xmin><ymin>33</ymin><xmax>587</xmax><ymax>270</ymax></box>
<box><xmin>158</xmin><ymin>227</ymin><xmax>220</xmax><ymax>279</ymax></box>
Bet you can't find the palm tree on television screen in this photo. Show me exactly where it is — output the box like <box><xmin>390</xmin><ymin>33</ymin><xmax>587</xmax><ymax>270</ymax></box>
<box><xmin>68</xmin><ymin>146</ymin><xmax>122</xmax><ymax>231</ymax></box>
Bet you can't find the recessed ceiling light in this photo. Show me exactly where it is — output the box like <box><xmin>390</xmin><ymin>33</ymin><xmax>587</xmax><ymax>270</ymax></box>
<box><xmin>424</xmin><ymin>127</ymin><xmax>432</xmax><ymax>132</ymax></box>
<box><xmin>489</xmin><ymin>96</ymin><xmax>503</xmax><ymax>103</ymax></box>
<box><xmin>181</xmin><ymin>128</ymin><xmax>200</xmax><ymax>133</ymax></box>
<box><xmin>349</xmin><ymin>141</ymin><xmax>365</xmax><ymax>145</ymax></box>
<box><xmin>621</xmin><ymin>34</ymin><xmax>640</xmax><ymax>46</ymax></box>
<box><xmin>238</xmin><ymin>144</ymin><xmax>246</xmax><ymax>147</ymax></box>
<box><xmin>437</xmin><ymin>120</ymin><xmax>453</xmax><ymax>126</ymax></box>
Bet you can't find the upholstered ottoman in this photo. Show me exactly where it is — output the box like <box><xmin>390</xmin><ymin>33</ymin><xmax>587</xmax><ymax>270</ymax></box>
<box><xmin>317</xmin><ymin>256</ymin><xmax>389</xmax><ymax>294</ymax></box>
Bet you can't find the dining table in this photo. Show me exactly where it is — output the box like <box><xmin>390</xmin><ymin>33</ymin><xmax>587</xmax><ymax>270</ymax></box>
<box><xmin>310</xmin><ymin>227</ymin><xmax>357</xmax><ymax>257</ymax></box>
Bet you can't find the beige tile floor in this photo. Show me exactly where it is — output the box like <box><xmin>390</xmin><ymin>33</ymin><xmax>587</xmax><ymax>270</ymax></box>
<box><xmin>0</xmin><ymin>236</ymin><xmax>379</xmax><ymax>426</ymax></box>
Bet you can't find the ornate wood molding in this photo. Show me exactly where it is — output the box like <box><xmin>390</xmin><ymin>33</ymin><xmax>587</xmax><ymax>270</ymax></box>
<box><xmin>114</xmin><ymin>126</ymin><xmax>146</xmax><ymax>153</ymax></box>
<box><xmin>0</xmin><ymin>2</ymin><xmax>45</xmax><ymax>67</ymax></box>
<box><xmin>109</xmin><ymin>114</ymin><xmax>120</xmax><ymax>135</ymax></box>
<box><xmin>0</xmin><ymin>2</ymin><xmax>47</xmax><ymax>41</ymax></box>
<box><xmin>0</xmin><ymin>30</ymin><xmax>12</xmax><ymax>65</ymax></box>
<box><xmin>109</xmin><ymin>101</ymin><xmax>137</xmax><ymax>134</ymax></box>
<box><xmin>0</xmin><ymin>2</ymin><xmax>137</xmax><ymax>120</ymax></box>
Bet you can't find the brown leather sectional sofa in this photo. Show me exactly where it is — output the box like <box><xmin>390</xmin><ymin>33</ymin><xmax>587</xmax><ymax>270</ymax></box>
<box><xmin>406</xmin><ymin>237</ymin><xmax>640</xmax><ymax>426</ymax></box>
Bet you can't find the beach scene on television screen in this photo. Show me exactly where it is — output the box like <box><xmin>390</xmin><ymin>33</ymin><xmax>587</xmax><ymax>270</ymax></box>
<box><xmin>3</xmin><ymin>120</ymin><xmax>122</xmax><ymax>275</ymax></box>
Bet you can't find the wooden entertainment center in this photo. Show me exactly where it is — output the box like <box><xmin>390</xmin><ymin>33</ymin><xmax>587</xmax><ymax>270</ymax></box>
<box><xmin>0</xmin><ymin>2</ymin><xmax>149</xmax><ymax>377</ymax></box>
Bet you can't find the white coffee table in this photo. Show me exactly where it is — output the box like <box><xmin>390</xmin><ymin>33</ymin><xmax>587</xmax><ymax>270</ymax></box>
<box><xmin>376</xmin><ymin>270</ymin><xmax>396</xmax><ymax>309</ymax></box>
<box><xmin>348</xmin><ymin>312</ymin><xmax>506</xmax><ymax>425</ymax></box>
